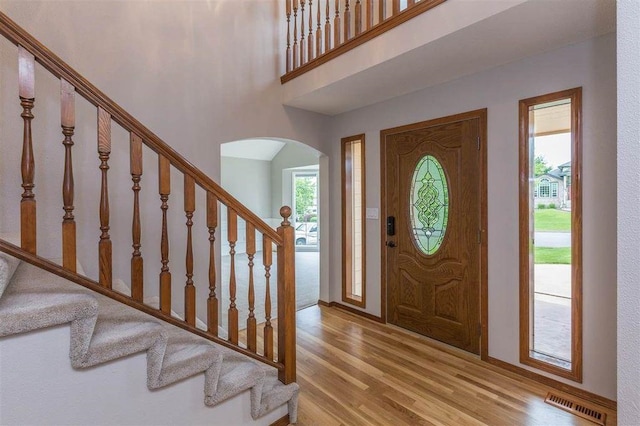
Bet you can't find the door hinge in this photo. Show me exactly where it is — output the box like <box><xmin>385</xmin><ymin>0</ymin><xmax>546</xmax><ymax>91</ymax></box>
<box><xmin>477</xmin><ymin>136</ymin><xmax>480</xmax><ymax>150</ymax></box>
<box><xmin>478</xmin><ymin>323</ymin><xmax>482</xmax><ymax>336</ymax></box>
<box><xmin>477</xmin><ymin>229</ymin><xmax>482</xmax><ymax>244</ymax></box>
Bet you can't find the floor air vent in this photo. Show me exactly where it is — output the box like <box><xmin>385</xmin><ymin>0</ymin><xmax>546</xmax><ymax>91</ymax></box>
<box><xmin>544</xmin><ymin>392</ymin><xmax>607</xmax><ymax>425</ymax></box>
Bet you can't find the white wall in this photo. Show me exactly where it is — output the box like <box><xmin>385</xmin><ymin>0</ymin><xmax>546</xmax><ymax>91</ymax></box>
<box><xmin>617</xmin><ymin>1</ymin><xmax>640</xmax><ymax>422</ymax></box>
<box><xmin>270</xmin><ymin>142</ymin><xmax>321</xmax><ymax>218</ymax></box>
<box><xmin>221</xmin><ymin>156</ymin><xmax>272</xmax><ymax>255</ymax></box>
<box><xmin>0</xmin><ymin>0</ymin><xmax>328</xmax><ymax>308</ymax></box>
<box><xmin>222</xmin><ymin>157</ymin><xmax>272</xmax><ymax>218</ymax></box>
<box><xmin>326</xmin><ymin>34</ymin><xmax>617</xmax><ymax>399</ymax></box>
<box><xmin>0</xmin><ymin>325</ymin><xmax>286</xmax><ymax>425</ymax></box>
<box><xmin>0</xmin><ymin>5</ymin><xmax>326</xmax><ymax>423</ymax></box>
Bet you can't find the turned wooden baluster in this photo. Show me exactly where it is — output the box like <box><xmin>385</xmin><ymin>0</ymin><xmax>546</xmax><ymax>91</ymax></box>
<box><xmin>379</xmin><ymin>0</ymin><xmax>386</xmax><ymax>22</ymax></box>
<box><xmin>246</xmin><ymin>223</ymin><xmax>257</xmax><ymax>353</ymax></box>
<box><xmin>184</xmin><ymin>175</ymin><xmax>196</xmax><ymax>326</ymax></box>
<box><xmin>325</xmin><ymin>0</ymin><xmax>332</xmax><ymax>52</ymax></box>
<box><xmin>130</xmin><ymin>133</ymin><xmax>144</xmax><ymax>301</ymax></box>
<box><xmin>159</xmin><ymin>155</ymin><xmax>172</xmax><ymax>314</ymax></box>
<box><xmin>18</xmin><ymin>47</ymin><xmax>36</xmax><ymax>254</ymax></box>
<box><xmin>98</xmin><ymin>107</ymin><xmax>112</xmax><ymax>289</ymax></box>
<box><xmin>392</xmin><ymin>0</ymin><xmax>400</xmax><ymax>15</ymax></box>
<box><xmin>300</xmin><ymin>0</ymin><xmax>306</xmax><ymax>65</ymax></box>
<box><xmin>286</xmin><ymin>1</ymin><xmax>292</xmax><ymax>73</ymax></box>
<box><xmin>308</xmin><ymin>0</ymin><xmax>314</xmax><ymax>61</ymax></box>
<box><xmin>277</xmin><ymin>207</ymin><xmax>296</xmax><ymax>384</ymax></box>
<box><xmin>355</xmin><ymin>0</ymin><xmax>362</xmax><ymax>35</ymax></box>
<box><xmin>334</xmin><ymin>0</ymin><xmax>341</xmax><ymax>46</ymax></box>
<box><xmin>263</xmin><ymin>236</ymin><xmax>274</xmax><ymax>360</ymax></box>
<box><xmin>207</xmin><ymin>192</ymin><xmax>219</xmax><ymax>336</ymax></box>
<box><xmin>293</xmin><ymin>1</ymin><xmax>299</xmax><ymax>69</ymax></box>
<box><xmin>227</xmin><ymin>208</ymin><xmax>239</xmax><ymax>344</ymax></box>
<box><xmin>344</xmin><ymin>0</ymin><xmax>351</xmax><ymax>41</ymax></box>
<box><xmin>366</xmin><ymin>0</ymin><xmax>373</xmax><ymax>29</ymax></box>
<box><xmin>316</xmin><ymin>0</ymin><xmax>322</xmax><ymax>57</ymax></box>
<box><xmin>61</xmin><ymin>79</ymin><xmax>76</xmax><ymax>271</ymax></box>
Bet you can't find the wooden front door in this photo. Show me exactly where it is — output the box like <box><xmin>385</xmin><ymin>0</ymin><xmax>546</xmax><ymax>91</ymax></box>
<box><xmin>382</xmin><ymin>110</ymin><xmax>486</xmax><ymax>354</ymax></box>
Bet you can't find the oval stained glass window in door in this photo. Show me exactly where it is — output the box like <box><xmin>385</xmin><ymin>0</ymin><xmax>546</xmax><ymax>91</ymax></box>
<box><xmin>410</xmin><ymin>155</ymin><xmax>449</xmax><ymax>255</ymax></box>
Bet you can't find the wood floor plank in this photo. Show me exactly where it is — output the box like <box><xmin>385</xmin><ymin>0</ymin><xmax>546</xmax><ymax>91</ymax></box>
<box><xmin>294</xmin><ymin>305</ymin><xmax>616</xmax><ymax>426</ymax></box>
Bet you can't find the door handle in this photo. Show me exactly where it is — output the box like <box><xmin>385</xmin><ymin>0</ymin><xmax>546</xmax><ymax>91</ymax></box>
<box><xmin>386</xmin><ymin>241</ymin><xmax>397</xmax><ymax>248</ymax></box>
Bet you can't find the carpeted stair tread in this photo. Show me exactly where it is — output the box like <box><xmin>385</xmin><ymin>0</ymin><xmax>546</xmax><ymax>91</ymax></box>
<box><xmin>76</xmin><ymin>317</ymin><xmax>165</xmax><ymax>368</ymax></box>
<box><xmin>0</xmin><ymin>291</ymin><xmax>97</xmax><ymax>337</ymax></box>
<box><xmin>206</xmin><ymin>360</ymin><xmax>265</xmax><ymax>406</ymax></box>
<box><xmin>150</xmin><ymin>327</ymin><xmax>223</xmax><ymax>389</ymax></box>
<box><xmin>0</xmin><ymin>260</ymin><xmax>299</xmax><ymax>422</ymax></box>
<box><xmin>4</xmin><ymin>262</ymin><xmax>89</xmax><ymax>295</ymax></box>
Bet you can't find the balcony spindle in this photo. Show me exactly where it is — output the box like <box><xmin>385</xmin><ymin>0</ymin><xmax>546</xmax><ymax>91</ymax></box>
<box><xmin>325</xmin><ymin>0</ymin><xmax>332</xmax><ymax>52</ymax></box>
<box><xmin>98</xmin><ymin>107</ymin><xmax>112</xmax><ymax>289</ymax></box>
<box><xmin>130</xmin><ymin>133</ymin><xmax>144</xmax><ymax>301</ymax></box>
<box><xmin>61</xmin><ymin>79</ymin><xmax>76</xmax><ymax>271</ymax></box>
<box><xmin>308</xmin><ymin>0</ymin><xmax>314</xmax><ymax>61</ymax></box>
<box><xmin>344</xmin><ymin>0</ymin><xmax>351</xmax><ymax>41</ymax></box>
<box><xmin>207</xmin><ymin>192</ymin><xmax>219</xmax><ymax>336</ymax></box>
<box><xmin>263</xmin><ymin>236</ymin><xmax>274</xmax><ymax>360</ymax></box>
<box><xmin>300</xmin><ymin>0</ymin><xmax>306</xmax><ymax>65</ymax></box>
<box><xmin>159</xmin><ymin>155</ymin><xmax>172</xmax><ymax>314</ymax></box>
<box><xmin>378</xmin><ymin>0</ymin><xmax>386</xmax><ymax>22</ymax></box>
<box><xmin>408</xmin><ymin>0</ymin><xmax>415</xmax><ymax>6</ymax></box>
<box><xmin>392</xmin><ymin>0</ymin><xmax>400</xmax><ymax>15</ymax></box>
<box><xmin>286</xmin><ymin>0</ymin><xmax>292</xmax><ymax>73</ymax></box>
<box><xmin>293</xmin><ymin>1</ymin><xmax>299</xmax><ymax>69</ymax></box>
<box><xmin>316</xmin><ymin>0</ymin><xmax>322</xmax><ymax>57</ymax></box>
<box><xmin>246</xmin><ymin>223</ymin><xmax>257</xmax><ymax>353</ymax></box>
<box><xmin>227</xmin><ymin>208</ymin><xmax>239</xmax><ymax>344</ymax></box>
<box><xmin>184</xmin><ymin>175</ymin><xmax>196</xmax><ymax>326</ymax></box>
<box><xmin>366</xmin><ymin>0</ymin><xmax>373</xmax><ymax>29</ymax></box>
<box><xmin>334</xmin><ymin>0</ymin><xmax>341</xmax><ymax>46</ymax></box>
<box><xmin>18</xmin><ymin>47</ymin><xmax>36</xmax><ymax>254</ymax></box>
<box><xmin>355</xmin><ymin>0</ymin><xmax>362</xmax><ymax>35</ymax></box>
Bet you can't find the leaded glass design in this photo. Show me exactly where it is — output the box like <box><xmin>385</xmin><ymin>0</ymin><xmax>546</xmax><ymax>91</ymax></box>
<box><xmin>410</xmin><ymin>155</ymin><xmax>449</xmax><ymax>255</ymax></box>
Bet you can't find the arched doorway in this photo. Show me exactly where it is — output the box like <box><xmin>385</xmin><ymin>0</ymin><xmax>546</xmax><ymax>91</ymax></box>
<box><xmin>219</xmin><ymin>138</ymin><xmax>327</xmax><ymax>332</ymax></box>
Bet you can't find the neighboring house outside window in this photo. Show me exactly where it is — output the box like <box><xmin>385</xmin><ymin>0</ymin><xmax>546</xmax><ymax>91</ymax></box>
<box><xmin>534</xmin><ymin>161</ymin><xmax>570</xmax><ymax>208</ymax></box>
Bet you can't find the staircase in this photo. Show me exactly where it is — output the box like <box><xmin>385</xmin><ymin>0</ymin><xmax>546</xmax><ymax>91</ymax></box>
<box><xmin>0</xmin><ymin>10</ymin><xmax>297</xmax><ymax>425</ymax></box>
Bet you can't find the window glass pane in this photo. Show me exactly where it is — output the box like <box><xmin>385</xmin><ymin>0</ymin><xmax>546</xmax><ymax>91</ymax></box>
<box><xmin>351</xmin><ymin>141</ymin><xmax>363</xmax><ymax>297</ymax></box>
<box><xmin>530</xmin><ymin>99</ymin><xmax>572</xmax><ymax>367</ymax></box>
<box><xmin>410</xmin><ymin>155</ymin><xmax>449</xmax><ymax>255</ymax></box>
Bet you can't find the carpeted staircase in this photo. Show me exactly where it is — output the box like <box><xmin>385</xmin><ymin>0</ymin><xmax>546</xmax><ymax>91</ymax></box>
<box><xmin>0</xmin><ymin>248</ymin><xmax>298</xmax><ymax>424</ymax></box>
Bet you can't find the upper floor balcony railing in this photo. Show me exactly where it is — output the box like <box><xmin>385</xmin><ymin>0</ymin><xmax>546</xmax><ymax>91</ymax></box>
<box><xmin>281</xmin><ymin>0</ymin><xmax>446</xmax><ymax>83</ymax></box>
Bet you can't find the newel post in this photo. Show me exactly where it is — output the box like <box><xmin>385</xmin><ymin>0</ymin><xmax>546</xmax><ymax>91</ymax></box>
<box><xmin>277</xmin><ymin>206</ymin><xmax>296</xmax><ymax>384</ymax></box>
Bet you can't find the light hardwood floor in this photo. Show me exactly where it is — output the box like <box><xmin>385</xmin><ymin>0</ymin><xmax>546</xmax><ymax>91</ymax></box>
<box><xmin>293</xmin><ymin>305</ymin><xmax>616</xmax><ymax>426</ymax></box>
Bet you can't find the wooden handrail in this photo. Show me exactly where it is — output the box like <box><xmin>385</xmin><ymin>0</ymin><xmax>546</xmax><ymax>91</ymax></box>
<box><xmin>0</xmin><ymin>10</ymin><xmax>298</xmax><ymax>386</ymax></box>
<box><xmin>0</xmin><ymin>11</ymin><xmax>281</xmax><ymax>245</ymax></box>
<box><xmin>281</xmin><ymin>0</ymin><xmax>447</xmax><ymax>83</ymax></box>
<box><xmin>0</xmin><ymin>239</ymin><xmax>283</xmax><ymax>370</ymax></box>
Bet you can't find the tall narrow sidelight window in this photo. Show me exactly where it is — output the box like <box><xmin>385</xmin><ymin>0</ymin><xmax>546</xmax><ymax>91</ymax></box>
<box><xmin>519</xmin><ymin>88</ymin><xmax>582</xmax><ymax>381</ymax></box>
<box><xmin>342</xmin><ymin>134</ymin><xmax>366</xmax><ymax>307</ymax></box>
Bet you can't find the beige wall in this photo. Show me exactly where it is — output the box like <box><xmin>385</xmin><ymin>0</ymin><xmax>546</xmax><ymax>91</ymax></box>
<box><xmin>326</xmin><ymin>34</ymin><xmax>617</xmax><ymax>399</ymax></box>
<box><xmin>617</xmin><ymin>0</ymin><xmax>640</xmax><ymax>422</ymax></box>
<box><xmin>0</xmin><ymin>1</ymin><xmax>328</xmax><ymax>292</ymax></box>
